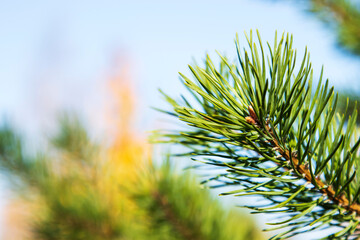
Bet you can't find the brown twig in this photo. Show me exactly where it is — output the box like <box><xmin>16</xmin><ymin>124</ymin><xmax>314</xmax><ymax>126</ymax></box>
<box><xmin>152</xmin><ymin>191</ymin><xmax>202</xmax><ymax>240</ymax></box>
<box><xmin>246</xmin><ymin>106</ymin><xmax>360</xmax><ymax>215</ymax></box>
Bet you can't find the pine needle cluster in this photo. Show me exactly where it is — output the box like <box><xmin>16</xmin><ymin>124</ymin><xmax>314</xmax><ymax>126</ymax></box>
<box><xmin>160</xmin><ymin>30</ymin><xmax>360</xmax><ymax>239</ymax></box>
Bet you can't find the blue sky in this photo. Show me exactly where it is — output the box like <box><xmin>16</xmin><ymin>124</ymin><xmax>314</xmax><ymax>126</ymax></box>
<box><xmin>0</xmin><ymin>1</ymin><xmax>360</xmax><ymax>238</ymax></box>
<box><xmin>1</xmin><ymin>0</ymin><xmax>360</xmax><ymax>135</ymax></box>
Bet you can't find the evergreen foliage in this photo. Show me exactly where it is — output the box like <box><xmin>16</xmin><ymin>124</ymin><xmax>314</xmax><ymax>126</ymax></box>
<box><xmin>311</xmin><ymin>0</ymin><xmax>360</xmax><ymax>123</ymax></box>
<box><xmin>304</xmin><ymin>0</ymin><xmax>360</xmax><ymax>55</ymax></box>
<box><xmin>160</xmin><ymin>31</ymin><xmax>360</xmax><ymax>239</ymax></box>
<box><xmin>282</xmin><ymin>0</ymin><xmax>360</xmax><ymax>123</ymax></box>
<box><xmin>0</xmin><ymin>115</ymin><xmax>262</xmax><ymax>239</ymax></box>
<box><xmin>136</xmin><ymin>160</ymin><xmax>262</xmax><ymax>240</ymax></box>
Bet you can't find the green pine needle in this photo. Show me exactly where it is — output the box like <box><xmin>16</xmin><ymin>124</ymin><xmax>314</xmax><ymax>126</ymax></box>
<box><xmin>158</xmin><ymin>30</ymin><xmax>360</xmax><ymax>239</ymax></box>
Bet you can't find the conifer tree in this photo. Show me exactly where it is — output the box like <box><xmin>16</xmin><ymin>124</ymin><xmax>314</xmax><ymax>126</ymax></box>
<box><xmin>0</xmin><ymin>78</ymin><xmax>262</xmax><ymax>239</ymax></box>
<box><xmin>159</xmin><ymin>31</ymin><xmax>360</xmax><ymax>239</ymax></box>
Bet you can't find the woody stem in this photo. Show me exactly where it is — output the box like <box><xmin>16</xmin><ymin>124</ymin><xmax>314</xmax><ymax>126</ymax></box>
<box><xmin>264</xmin><ymin>123</ymin><xmax>360</xmax><ymax>215</ymax></box>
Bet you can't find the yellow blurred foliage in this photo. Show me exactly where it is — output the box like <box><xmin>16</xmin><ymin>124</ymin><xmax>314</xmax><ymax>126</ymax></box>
<box><xmin>0</xmin><ymin>61</ymin><xmax>263</xmax><ymax>240</ymax></box>
<box><xmin>105</xmin><ymin>65</ymin><xmax>150</xmax><ymax>180</ymax></box>
<box><xmin>2</xmin><ymin>64</ymin><xmax>151</xmax><ymax>240</ymax></box>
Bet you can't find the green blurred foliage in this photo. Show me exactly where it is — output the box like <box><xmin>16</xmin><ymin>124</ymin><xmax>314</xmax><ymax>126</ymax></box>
<box><xmin>308</xmin><ymin>0</ymin><xmax>360</xmax><ymax>55</ymax></box>
<box><xmin>307</xmin><ymin>0</ymin><xmax>360</xmax><ymax>122</ymax></box>
<box><xmin>136</xmin><ymin>161</ymin><xmax>262</xmax><ymax>240</ymax></box>
<box><xmin>0</xmin><ymin>115</ymin><xmax>263</xmax><ymax>240</ymax></box>
<box><xmin>277</xmin><ymin>0</ymin><xmax>360</xmax><ymax>122</ymax></box>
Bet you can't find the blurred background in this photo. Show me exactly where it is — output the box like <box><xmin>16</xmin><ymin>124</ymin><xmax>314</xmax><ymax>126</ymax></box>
<box><xmin>0</xmin><ymin>0</ymin><xmax>360</xmax><ymax>239</ymax></box>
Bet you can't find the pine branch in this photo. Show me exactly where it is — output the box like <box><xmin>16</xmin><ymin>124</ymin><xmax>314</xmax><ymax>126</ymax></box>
<box><xmin>136</xmin><ymin>160</ymin><xmax>263</xmax><ymax>240</ymax></box>
<box><xmin>159</xmin><ymin>30</ymin><xmax>360</xmax><ymax>239</ymax></box>
<box><xmin>152</xmin><ymin>190</ymin><xmax>202</xmax><ymax>240</ymax></box>
<box><xmin>246</xmin><ymin>105</ymin><xmax>360</xmax><ymax>214</ymax></box>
